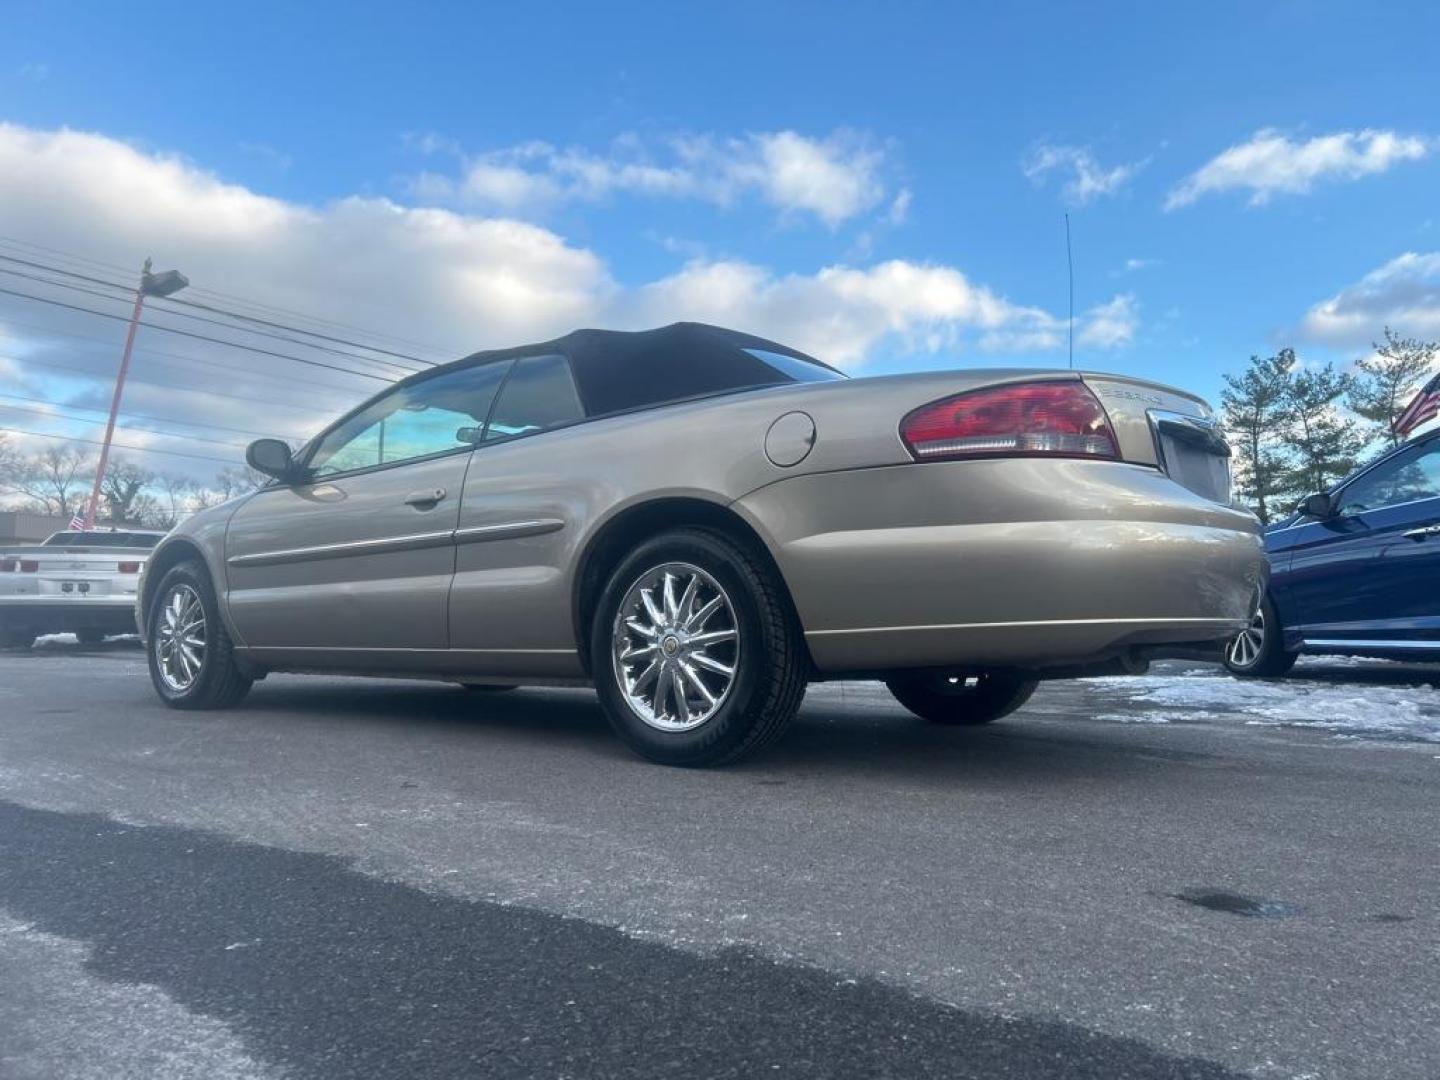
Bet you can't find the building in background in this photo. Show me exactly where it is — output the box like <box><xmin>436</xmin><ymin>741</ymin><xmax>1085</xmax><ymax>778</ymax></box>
<box><xmin>0</xmin><ymin>511</ymin><xmax>71</xmax><ymax>546</ymax></box>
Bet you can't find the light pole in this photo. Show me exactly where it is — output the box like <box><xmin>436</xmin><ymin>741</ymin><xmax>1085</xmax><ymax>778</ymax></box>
<box><xmin>79</xmin><ymin>258</ymin><xmax>188</xmax><ymax>530</ymax></box>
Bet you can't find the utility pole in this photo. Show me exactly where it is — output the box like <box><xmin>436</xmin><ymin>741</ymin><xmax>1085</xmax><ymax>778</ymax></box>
<box><xmin>80</xmin><ymin>258</ymin><xmax>188</xmax><ymax>530</ymax></box>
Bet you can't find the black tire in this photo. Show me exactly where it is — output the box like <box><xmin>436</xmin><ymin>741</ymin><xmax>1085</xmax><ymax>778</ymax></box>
<box><xmin>146</xmin><ymin>560</ymin><xmax>253</xmax><ymax>709</ymax></box>
<box><xmin>1223</xmin><ymin>594</ymin><xmax>1298</xmax><ymax>678</ymax></box>
<box><xmin>885</xmin><ymin>670</ymin><xmax>1038</xmax><ymax>726</ymax></box>
<box><xmin>75</xmin><ymin>628</ymin><xmax>106</xmax><ymax>645</ymax></box>
<box><xmin>457</xmin><ymin>683</ymin><xmax>518</xmax><ymax>692</ymax></box>
<box><xmin>590</xmin><ymin>528</ymin><xmax>807</xmax><ymax>767</ymax></box>
<box><xmin>0</xmin><ymin>627</ymin><xmax>34</xmax><ymax>650</ymax></box>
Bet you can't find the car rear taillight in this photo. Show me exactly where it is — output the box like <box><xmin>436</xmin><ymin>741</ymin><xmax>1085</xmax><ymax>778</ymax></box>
<box><xmin>19</xmin><ymin>560</ymin><xmax>39</xmax><ymax>573</ymax></box>
<box><xmin>900</xmin><ymin>381</ymin><xmax>1119</xmax><ymax>462</ymax></box>
<box><xmin>118</xmin><ymin>562</ymin><xmax>141</xmax><ymax>574</ymax></box>
<box><xmin>0</xmin><ymin>558</ymin><xmax>15</xmax><ymax>572</ymax></box>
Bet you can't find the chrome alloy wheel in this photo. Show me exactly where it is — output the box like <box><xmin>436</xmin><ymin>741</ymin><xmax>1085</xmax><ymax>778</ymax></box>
<box><xmin>611</xmin><ymin>561</ymin><xmax>739</xmax><ymax>732</ymax></box>
<box><xmin>156</xmin><ymin>583</ymin><xmax>207</xmax><ymax>692</ymax></box>
<box><xmin>1228</xmin><ymin>606</ymin><xmax>1265</xmax><ymax>668</ymax></box>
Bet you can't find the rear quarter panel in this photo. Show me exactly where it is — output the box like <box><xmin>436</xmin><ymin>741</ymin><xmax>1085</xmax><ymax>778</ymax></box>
<box><xmin>451</xmin><ymin>367</ymin><xmax>1230</xmax><ymax>667</ymax></box>
<box><xmin>448</xmin><ymin>368</ymin><xmax>1105</xmax><ymax>644</ymax></box>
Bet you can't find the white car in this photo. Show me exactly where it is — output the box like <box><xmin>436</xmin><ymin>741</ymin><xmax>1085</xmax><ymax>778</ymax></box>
<box><xmin>0</xmin><ymin>529</ymin><xmax>164</xmax><ymax>647</ymax></box>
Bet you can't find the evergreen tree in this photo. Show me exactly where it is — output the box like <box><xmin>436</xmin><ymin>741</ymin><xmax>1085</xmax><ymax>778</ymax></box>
<box><xmin>1348</xmin><ymin>327</ymin><xmax>1438</xmax><ymax>447</ymax></box>
<box><xmin>1221</xmin><ymin>349</ymin><xmax>1296</xmax><ymax>524</ymax></box>
<box><xmin>1283</xmin><ymin>362</ymin><xmax>1365</xmax><ymax>496</ymax></box>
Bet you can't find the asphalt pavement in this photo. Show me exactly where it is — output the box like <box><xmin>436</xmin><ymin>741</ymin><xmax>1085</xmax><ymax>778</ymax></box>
<box><xmin>0</xmin><ymin>640</ymin><xmax>1436</xmax><ymax>1079</ymax></box>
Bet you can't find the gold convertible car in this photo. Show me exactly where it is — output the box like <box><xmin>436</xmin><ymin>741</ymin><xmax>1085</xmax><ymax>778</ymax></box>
<box><xmin>139</xmin><ymin>323</ymin><xmax>1262</xmax><ymax>765</ymax></box>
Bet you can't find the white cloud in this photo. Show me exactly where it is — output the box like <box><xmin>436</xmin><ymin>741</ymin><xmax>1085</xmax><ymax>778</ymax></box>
<box><xmin>1076</xmin><ymin>293</ymin><xmax>1139</xmax><ymax>348</ymax></box>
<box><xmin>886</xmin><ymin>188</ymin><xmax>913</xmax><ymax>226</ymax></box>
<box><xmin>1298</xmin><ymin>252</ymin><xmax>1440</xmax><ymax>346</ymax></box>
<box><xmin>614</xmin><ymin>259</ymin><xmax>1066</xmax><ymax>366</ymax></box>
<box><xmin>614</xmin><ymin>259</ymin><xmax>1137</xmax><ymax>365</ymax></box>
<box><xmin>1166</xmin><ymin>128</ymin><xmax>1431</xmax><ymax>210</ymax></box>
<box><xmin>1022</xmin><ymin>144</ymin><xmax>1143</xmax><ymax>205</ymax></box>
<box><xmin>0</xmin><ymin>123</ymin><xmax>1133</xmax><ymax>476</ymax></box>
<box><xmin>413</xmin><ymin>130</ymin><xmax>889</xmax><ymax>227</ymax></box>
<box><xmin>0</xmin><ymin>124</ymin><xmax>607</xmax><ymax>342</ymax></box>
<box><xmin>751</xmin><ymin>131</ymin><xmax>885</xmax><ymax>225</ymax></box>
<box><xmin>1120</xmin><ymin>258</ymin><xmax>1159</xmax><ymax>274</ymax></box>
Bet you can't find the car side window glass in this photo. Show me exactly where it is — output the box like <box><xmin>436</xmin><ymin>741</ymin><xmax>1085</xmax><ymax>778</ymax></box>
<box><xmin>308</xmin><ymin>360</ymin><xmax>512</xmax><ymax>477</ymax></box>
<box><xmin>1339</xmin><ymin>442</ymin><xmax>1440</xmax><ymax>514</ymax></box>
<box><xmin>484</xmin><ymin>354</ymin><xmax>584</xmax><ymax>441</ymax></box>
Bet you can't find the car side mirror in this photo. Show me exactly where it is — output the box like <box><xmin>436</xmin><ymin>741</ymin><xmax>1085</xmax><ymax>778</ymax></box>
<box><xmin>455</xmin><ymin>425</ymin><xmax>484</xmax><ymax>445</ymax></box>
<box><xmin>246</xmin><ymin>438</ymin><xmax>297</xmax><ymax>481</ymax></box>
<box><xmin>1298</xmin><ymin>492</ymin><xmax>1336</xmax><ymax>519</ymax></box>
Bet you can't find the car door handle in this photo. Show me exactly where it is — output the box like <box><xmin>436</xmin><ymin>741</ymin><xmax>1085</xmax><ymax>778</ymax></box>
<box><xmin>403</xmin><ymin>488</ymin><xmax>447</xmax><ymax>509</ymax></box>
<box><xmin>1402</xmin><ymin>525</ymin><xmax>1440</xmax><ymax>541</ymax></box>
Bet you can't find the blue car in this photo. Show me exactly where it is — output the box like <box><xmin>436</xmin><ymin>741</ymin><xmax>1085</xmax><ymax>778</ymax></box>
<box><xmin>1225</xmin><ymin>429</ymin><xmax>1440</xmax><ymax>676</ymax></box>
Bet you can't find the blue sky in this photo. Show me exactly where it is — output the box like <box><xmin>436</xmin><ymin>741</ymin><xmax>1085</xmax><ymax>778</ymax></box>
<box><xmin>1</xmin><ymin>0</ymin><xmax>1439</xmax><ymax>475</ymax></box>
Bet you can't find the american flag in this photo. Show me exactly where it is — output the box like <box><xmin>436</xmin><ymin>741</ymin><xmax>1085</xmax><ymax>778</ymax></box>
<box><xmin>68</xmin><ymin>513</ymin><xmax>86</xmax><ymax>532</ymax></box>
<box><xmin>1395</xmin><ymin>372</ymin><xmax>1440</xmax><ymax>438</ymax></box>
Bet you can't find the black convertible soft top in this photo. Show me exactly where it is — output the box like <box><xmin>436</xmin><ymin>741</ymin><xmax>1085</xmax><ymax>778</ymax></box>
<box><xmin>454</xmin><ymin>322</ymin><xmax>844</xmax><ymax>418</ymax></box>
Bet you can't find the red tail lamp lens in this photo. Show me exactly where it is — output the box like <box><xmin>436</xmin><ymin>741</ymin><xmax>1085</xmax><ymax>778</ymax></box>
<box><xmin>118</xmin><ymin>562</ymin><xmax>141</xmax><ymax>574</ymax></box>
<box><xmin>900</xmin><ymin>381</ymin><xmax>1119</xmax><ymax>462</ymax></box>
<box><xmin>19</xmin><ymin>560</ymin><xmax>39</xmax><ymax>573</ymax></box>
<box><xmin>0</xmin><ymin>559</ymin><xmax>15</xmax><ymax>572</ymax></box>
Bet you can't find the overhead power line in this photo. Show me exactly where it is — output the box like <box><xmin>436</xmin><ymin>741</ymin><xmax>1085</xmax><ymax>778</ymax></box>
<box><xmin>0</xmin><ymin>249</ymin><xmax>442</xmax><ymax>369</ymax></box>
<box><xmin>0</xmin><ymin>425</ymin><xmax>238</xmax><ymax>465</ymax></box>
<box><xmin>5</xmin><ymin>353</ymin><xmax>333</xmax><ymax>421</ymax></box>
<box><xmin>0</xmin><ymin>284</ymin><xmax>395</xmax><ymax>383</ymax></box>
<box><xmin>0</xmin><ymin>260</ymin><xmax>422</xmax><ymax>377</ymax></box>
<box><xmin>0</xmin><ymin>262</ymin><xmax>425</xmax><ymax>376</ymax></box>
<box><xmin>0</xmin><ymin>390</ymin><xmax>288</xmax><ymax>441</ymax></box>
<box><xmin>0</xmin><ymin>234</ymin><xmax>457</xmax><ymax>358</ymax></box>
<box><xmin>0</xmin><ymin>401</ymin><xmax>253</xmax><ymax>450</ymax></box>
<box><xmin>0</xmin><ymin>311</ymin><xmax>384</xmax><ymax>399</ymax></box>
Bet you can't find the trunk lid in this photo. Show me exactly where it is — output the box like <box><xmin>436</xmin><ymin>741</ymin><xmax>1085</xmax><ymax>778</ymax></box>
<box><xmin>1082</xmin><ymin>373</ymin><xmax>1232</xmax><ymax>505</ymax></box>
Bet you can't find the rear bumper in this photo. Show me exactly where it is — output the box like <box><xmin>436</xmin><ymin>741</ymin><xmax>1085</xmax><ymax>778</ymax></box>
<box><xmin>737</xmin><ymin>458</ymin><xmax>1264</xmax><ymax>673</ymax></box>
<box><xmin>0</xmin><ymin>597</ymin><xmax>140</xmax><ymax>633</ymax></box>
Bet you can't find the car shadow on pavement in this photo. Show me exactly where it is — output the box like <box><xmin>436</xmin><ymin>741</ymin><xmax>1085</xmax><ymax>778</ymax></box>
<box><xmin>0</xmin><ymin>798</ymin><xmax>1244</xmax><ymax>1080</ymax></box>
<box><xmin>244</xmin><ymin>679</ymin><xmax>625</xmax><ymax>748</ymax></box>
<box><xmin>237</xmin><ymin>678</ymin><xmax>1208</xmax><ymax>787</ymax></box>
<box><xmin>769</xmin><ymin>703</ymin><xmax>1221</xmax><ymax>787</ymax></box>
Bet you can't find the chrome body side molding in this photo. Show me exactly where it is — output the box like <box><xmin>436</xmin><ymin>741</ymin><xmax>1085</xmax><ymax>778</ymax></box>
<box><xmin>227</xmin><ymin>530</ymin><xmax>456</xmax><ymax>568</ymax></box>
<box><xmin>227</xmin><ymin>519</ymin><xmax>566</xmax><ymax>567</ymax></box>
<box><xmin>453</xmin><ymin>519</ymin><xmax>564</xmax><ymax>544</ymax></box>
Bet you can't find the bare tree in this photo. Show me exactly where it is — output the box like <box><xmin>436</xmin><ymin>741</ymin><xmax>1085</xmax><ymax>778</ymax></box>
<box><xmin>1348</xmin><ymin>328</ymin><xmax>1438</xmax><ymax>447</ymax></box>
<box><xmin>101</xmin><ymin>460</ymin><xmax>158</xmax><ymax>525</ymax></box>
<box><xmin>152</xmin><ymin>473</ymin><xmax>197</xmax><ymax>528</ymax></box>
<box><xmin>4</xmin><ymin>444</ymin><xmax>94</xmax><ymax>519</ymax></box>
<box><xmin>193</xmin><ymin>465</ymin><xmax>268</xmax><ymax>509</ymax></box>
<box><xmin>0</xmin><ymin>433</ymin><xmax>20</xmax><ymax>501</ymax></box>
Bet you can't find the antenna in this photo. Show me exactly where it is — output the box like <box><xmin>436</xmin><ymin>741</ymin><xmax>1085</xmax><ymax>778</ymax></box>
<box><xmin>1065</xmin><ymin>213</ymin><xmax>1074</xmax><ymax>370</ymax></box>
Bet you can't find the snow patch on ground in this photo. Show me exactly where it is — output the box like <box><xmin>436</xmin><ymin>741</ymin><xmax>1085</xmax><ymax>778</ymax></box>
<box><xmin>32</xmin><ymin>633</ymin><xmax>139</xmax><ymax>648</ymax></box>
<box><xmin>1082</xmin><ymin>671</ymin><xmax>1440</xmax><ymax>743</ymax></box>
